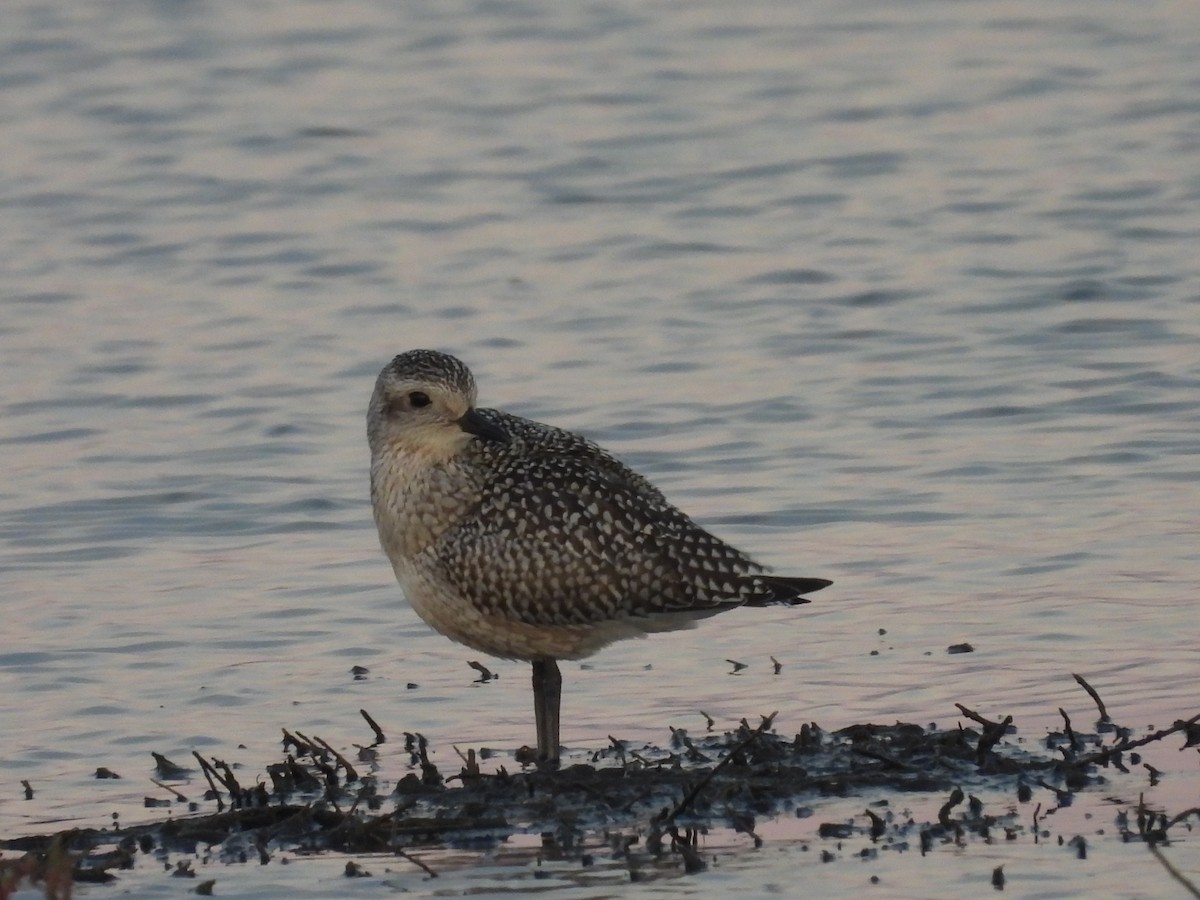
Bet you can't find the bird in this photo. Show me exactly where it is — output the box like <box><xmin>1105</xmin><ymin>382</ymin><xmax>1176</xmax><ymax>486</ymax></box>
<box><xmin>367</xmin><ymin>349</ymin><xmax>831</xmax><ymax>767</ymax></box>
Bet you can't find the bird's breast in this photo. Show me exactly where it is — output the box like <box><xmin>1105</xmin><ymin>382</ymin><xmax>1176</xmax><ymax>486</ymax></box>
<box><xmin>370</xmin><ymin>447</ymin><xmax>480</xmax><ymax>562</ymax></box>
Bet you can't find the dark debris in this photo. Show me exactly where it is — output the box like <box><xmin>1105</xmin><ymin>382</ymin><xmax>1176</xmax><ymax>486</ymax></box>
<box><xmin>3</xmin><ymin>692</ymin><xmax>1199</xmax><ymax>893</ymax></box>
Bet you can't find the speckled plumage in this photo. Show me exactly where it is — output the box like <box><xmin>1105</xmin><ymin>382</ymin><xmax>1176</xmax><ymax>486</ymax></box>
<box><xmin>368</xmin><ymin>349</ymin><xmax>831</xmax><ymax>663</ymax></box>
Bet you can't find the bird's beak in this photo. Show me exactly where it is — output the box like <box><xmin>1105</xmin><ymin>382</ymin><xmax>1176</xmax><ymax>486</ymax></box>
<box><xmin>457</xmin><ymin>408</ymin><xmax>509</xmax><ymax>444</ymax></box>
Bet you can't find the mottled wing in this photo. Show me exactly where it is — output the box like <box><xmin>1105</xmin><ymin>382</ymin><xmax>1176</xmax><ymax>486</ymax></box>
<box><xmin>432</xmin><ymin>412</ymin><xmax>771</xmax><ymax>627</ymax></box>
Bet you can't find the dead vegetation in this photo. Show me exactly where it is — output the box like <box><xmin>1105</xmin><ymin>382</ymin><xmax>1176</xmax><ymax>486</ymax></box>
<box><xmin>2</xmin><ymin>674</ymin><xmax>1198</xmax><ymax>897</ymax></box>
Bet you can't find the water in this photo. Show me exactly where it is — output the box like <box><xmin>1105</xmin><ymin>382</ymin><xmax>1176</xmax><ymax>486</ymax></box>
<box><xmin>2</xmin><ymin>0</ymin><xmax>1199</xmax><ymax>896</ymax></box>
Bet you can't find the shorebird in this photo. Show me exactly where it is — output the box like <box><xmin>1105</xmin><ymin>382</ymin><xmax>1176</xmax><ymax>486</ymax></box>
<box><xmin>368</xmin><ymin>349</ymin><xmax>831</xmax><ymax>766</ymax></box>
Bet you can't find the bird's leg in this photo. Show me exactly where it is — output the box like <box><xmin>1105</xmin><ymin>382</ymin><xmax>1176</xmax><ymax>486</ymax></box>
<box><xmin>531</xmin><ymin>658</ymin><xmax>562</xmax><ymax>769</ymax></box>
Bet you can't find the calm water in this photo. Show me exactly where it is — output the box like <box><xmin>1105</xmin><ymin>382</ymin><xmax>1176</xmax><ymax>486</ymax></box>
<box><xmin>2</xmin><ymin>0</ymin><xmax>1199</xmax><ymax>896</ymax></box>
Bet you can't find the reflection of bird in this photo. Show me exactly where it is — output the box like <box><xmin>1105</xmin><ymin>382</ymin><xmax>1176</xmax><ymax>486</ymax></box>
<box><xmin>368</xmin><ymin>349</ymin><xmax>831</xmax><ymax>767</ymax></box>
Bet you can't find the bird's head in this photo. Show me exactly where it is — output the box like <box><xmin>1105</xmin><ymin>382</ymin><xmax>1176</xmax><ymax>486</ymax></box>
<box><xmin>367</xmin><ymin>349</ymin><xmax>509</xmax><ymax>458</ymax></box>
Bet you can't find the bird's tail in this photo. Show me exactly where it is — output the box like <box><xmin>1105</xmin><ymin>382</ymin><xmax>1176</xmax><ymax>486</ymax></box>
<box><xmin>745</xmin><ymin>575</ymin><xmax>832</xmax><ymax>606</ymax></box>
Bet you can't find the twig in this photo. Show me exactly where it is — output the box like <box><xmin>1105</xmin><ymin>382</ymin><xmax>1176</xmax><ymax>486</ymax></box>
<box><xmin>312</xmin><ymin>735</ymin><xmax>359</xmax><ymax>783</ymax></box>
<box><xmin>1059</xmin><ymin>708</ymin><xmax>1080</xmax><ymax>754</ymax></box>
<box><xmin>1148</xmin><ymin>843</ymin><xmax>1200</xmax><ymax>898</ymax></box>
<box><xmin>395</xmin><ymin>847</ymin><xmax>438</xmax><ymax>878</ymax></box>
<box><xmin>151</xmin><ymin>779</ymin><xmax>188</xmax><ymax>802</ymax></box>
<box><xmin>293</xmin><ymin>731</ymin><xmax>325</xmax><ymax>761</ymax></box>
<box><xmin>954</xmin><ymin>703</ymin><xmax>998</xmax><ymax>729</ymax></box>
<box><xmin>360</xmin><ymin>709</ymin><xmax>386</xmax><ymax>744</ymax></box>
<box><xmin>938</xmin><ymin>788</ymin><xmax>964</xmax><ymax>827</ymax></box>
<box><xmin>977</xmin><ymin>715</ymin><xmax>1012</xmax><ymax>766</ymax></box>
<box><xmin>864</xmin><ymin>808</ymin><xmax>886</xmax><ymax>840</ymax></box>
<box><xmin>467</xmin><ymin>660</ymin><xmax>495</xmax><ymax>681</ymax></box>
<box><xmin>1071</xmin><ymin>713</ymin><xmax>1200</xmax><ymax>769</ymax></box>
<box><xmin>1072</xmin><ymin>673</ymin><xmax>1110</xmax><ymax>722</ymax></box>
<box><xmin>1035</xmin><ymin>780</ymin><xmax>1070</xmax><ymax>804</ymax></box>
<box><xmin>1163</xmin><ymin>807</ymin><xmax>1200</xmax><ymax>831</ymax></box>
<box><xmin>954</xmin><ymin>704</ymin><xmax>1011</xmax><ymax>765</ymax></box>
<box><xmin>191</xmin><ymin>753</ymin><xmax>228</xmax><ymax>810</ymax></box>
<box><xmin>282</xmin><ymin>729</ymin><xmax>315</xmax><ymax>755</ymax></box>
<box><xmin>193</xmin><ymin>754</ymin><xmax>248</xmax><ymax>806</ymax></box>
<box><xmin>212</xmin><ymin>759</ymin><xmax>244</xmax><ymax>803</ymax></box>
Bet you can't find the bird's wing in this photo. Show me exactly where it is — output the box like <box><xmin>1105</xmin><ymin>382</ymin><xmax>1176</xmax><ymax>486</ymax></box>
<box><xmin>431</xmin><ymin>448</ymin><xmax>759</xmax><ymax>628</ymax></box>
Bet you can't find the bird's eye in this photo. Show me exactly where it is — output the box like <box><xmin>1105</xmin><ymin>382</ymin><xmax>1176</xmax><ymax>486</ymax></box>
<box><xmin>408</xmin><ymin>391</ymin><xmax>431</xmax><ymax>408</ymax></box>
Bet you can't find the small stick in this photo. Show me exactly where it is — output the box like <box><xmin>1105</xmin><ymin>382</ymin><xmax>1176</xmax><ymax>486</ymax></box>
<box><xmin>151</xmin><ymin>779</ymin><xmax>188</xmax><ymax>802</ymax></box>
<box><xmin>1071</xmin><ymin>712</ymin><xmax>1200</xmax><ymax>769</ymax></box>
<box><xmin>955</xmin><ymin>703</ymin><xmax>1011</xmax><ymax>765</ymax></box>
<box><xmin>1035</xmin><ymin>780</ymin><xmax>1070</xmax><ymax>804</ymax></box>
<box><xmin>954</xmin><ymin>703</ymin><xmax>998</xmax><ymax>729</ymax></box>
<box><xmin>212</xmin><ymin>759</ymin><xmax>243</xmax><ymax>798</ymax></box>
<box><xmin>312</xmin><ymin>735</ymin><xmax>359</xmax><ymax>783</ymax></box>
<box><xmin>1148</xmin><ymin>843</ymin><xmax>1200</xmax><ymax>898</ymax></box>
<box><xmin>282</xmin><ymin>728</ymin><xmax>314</xmax><ymax>755</ymax></box>
<box><xmin>360</xmin><ymin>709</ymin><xmax>386</xmax><ymax>744</ymax></box>
<box><xmin>976</xmin><ymin>715</ymin><xmax>1012</xmax><ymax>765</ymax></box>
<box><xmin>864</xmin><ymin>808</ymin><xmax>886</xmax><ymax>840</ymax></box>
<box><xmin>1072</xmin><ymin>673</ymin><xmax>1110</xmax><ymax>722</ymax></box>
<box><xmin>293</xmin><ymin>730</ymin><xmax>325</xmax><ymax>760</ymax></box>
<box><xmin>1059</xmin><ymin>708</ymin><xmax>1080</xmax><ymax>754</ymax></box>
<box><xmin>395</xmin><ymin>847</ymin><xmax>438</xmax><ymax>878</ymax></box>
<box><xmin>191</xmin><ymin>752</ymin><xmax>227</xmax><ymax>810</ymax></box>
<box><xmin>1163</xmin><ymin>808</ymin><xmax>1200</xmax><ymax>831</ymax></box>
<box><xmin>201</xmin><ymin>760</ymin><xmax>226</xmax><ymax>791</ymax></box>
<box><xmin>938</xmin><ymin>788</ymin><xmax>964</xmax><ymax>827</ymax></box>
<box><xmin>467</xmin><ymin>660</ymin><xmax>494</xmax><ymax>681</ymax></box>
<box><xmin>452</xmin><ymin>746</ymin><xmax>481</xmax><ymax>779</ymax></box>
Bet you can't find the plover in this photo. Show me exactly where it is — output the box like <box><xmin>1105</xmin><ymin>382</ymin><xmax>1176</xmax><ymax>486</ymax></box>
<box><xmin>368</xmin><ymin>349</ymin><xmax>830</xmax><ymax>766</ymax></box>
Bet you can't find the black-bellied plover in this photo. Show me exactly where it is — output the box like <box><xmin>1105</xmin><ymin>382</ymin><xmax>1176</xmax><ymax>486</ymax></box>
<box><xmin>368</xmin><ymin>349</ymin><xmax>831</xmax><ymax>766</ymax></box>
